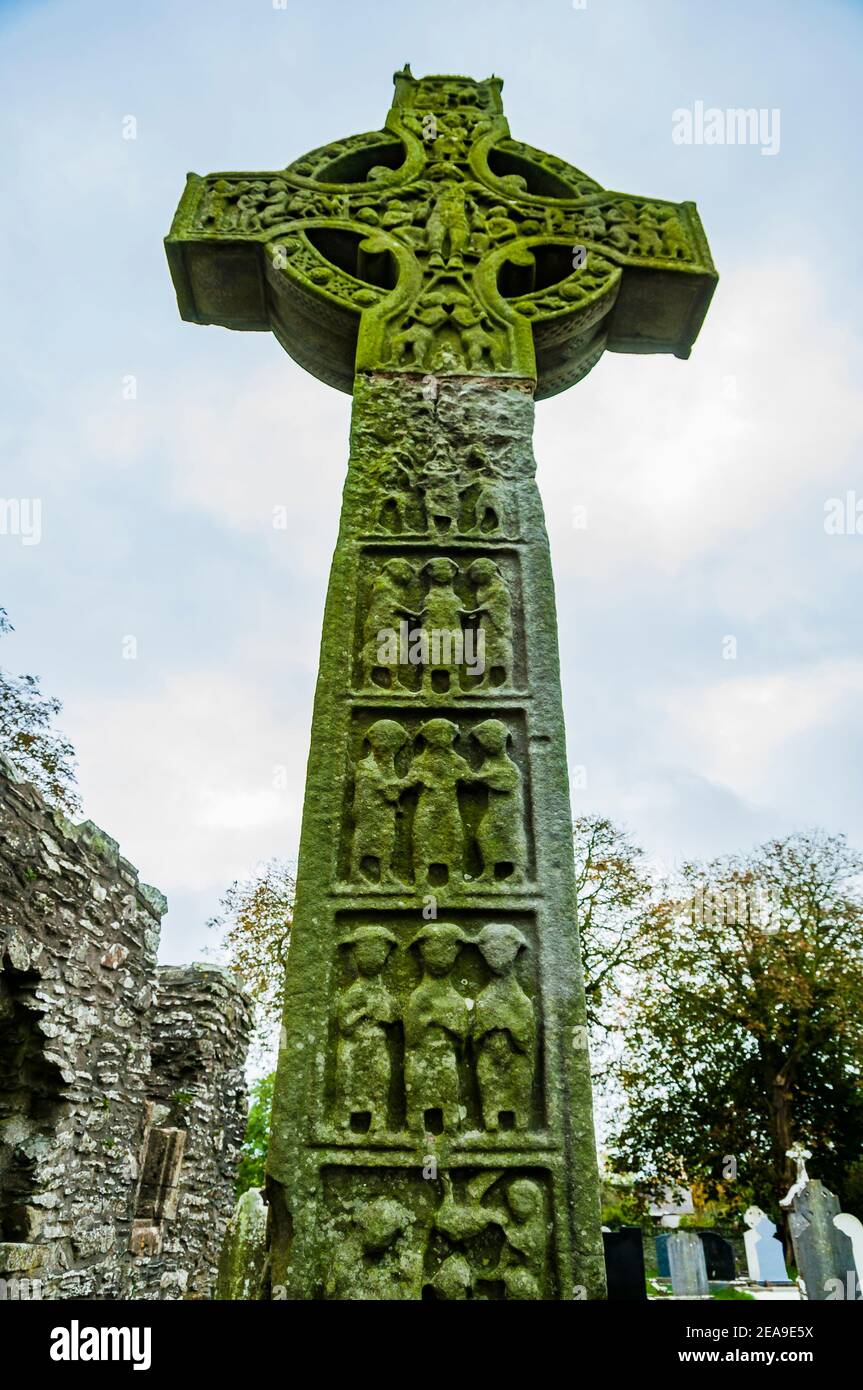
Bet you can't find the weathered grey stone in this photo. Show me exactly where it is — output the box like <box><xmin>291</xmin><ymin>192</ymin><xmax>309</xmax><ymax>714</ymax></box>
<box><xmin>668</xmin><ymin>1230</ymin><xmax>710</xmax><ymax>1297</ymax></box>
<box><xmin>789</xmin><ymin>1180</ymin><xmax>857</xmax><ymax>1301</ymax></box>
<box><xmin>0</xmin><ymin>758</ymin><xmax>252</xmax><ymax>1300</ymax></box>
<box><xmin>216</xmin><ymin>1188</ymin><xmax>268</xmax><ymax>1301</ymax></box>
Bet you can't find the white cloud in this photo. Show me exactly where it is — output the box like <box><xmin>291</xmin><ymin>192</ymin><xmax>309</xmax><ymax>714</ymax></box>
<box><xmin>539</xmin><ymin>258</ymin><xmax>863</xmax><ymax>587</ymax></box>
<box><xmin>166</xmin><ymin>359</ymin><xmax>350</xmax><ymax>574</ymax></box>
<box><xmin>656</xmin><ymin>658</ymin><xmax>863</xmax><ymax>802</ymax></box>
<box><xmin>67</xmin><ymin>670</ymin><xmax>308</xmax><ymax>898</ymax></box>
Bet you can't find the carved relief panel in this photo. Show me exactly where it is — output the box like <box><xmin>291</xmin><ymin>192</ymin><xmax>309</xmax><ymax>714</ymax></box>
<box><xmin>354</xmin><ymin>545</ymin><xmax>523</xmax><ymax>695</ymax></box>
<box><xmin>362</xmin><ymin>440</ymin><xmax>522</xmax><ymax>540</ymax></box>
<box><xmin>319</xmin><ymin>1164</ymin><xmax>555</xmax><ymax>1300</ymax></box>
<box><xmin>341</xmin><ymin>708</ymin><xmax>534</xmax><ymax>891</ymax></box>
<box><xmin>320</xmin><ymin>909</ymin><xmax>544</xmax><ymax>1142</ymax></box>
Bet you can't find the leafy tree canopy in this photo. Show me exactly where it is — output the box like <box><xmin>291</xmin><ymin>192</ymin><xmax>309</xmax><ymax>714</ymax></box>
<box><xmin>0</xmin><ymin>608</ymin><xmax>80</xmax><ymax>816</ymax></box>
<box><xmin>607</xmin><ymin>830</ymin><xmax>863</xmax><ymax>1220</ymax></box>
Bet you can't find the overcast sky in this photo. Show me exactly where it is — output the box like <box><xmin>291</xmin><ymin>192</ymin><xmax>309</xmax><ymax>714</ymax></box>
<box><xmin>2</xmin><ymin>0</ymin><xmax>861</xmax><ymax>965</ymax></box>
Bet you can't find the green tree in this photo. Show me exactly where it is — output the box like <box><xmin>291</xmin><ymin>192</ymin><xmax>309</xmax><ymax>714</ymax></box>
<box><xmin>208</xmin><ymin>858</ymin><xmax>294</xmax><ymax>1061</ymax></box>
<box><xmin>0</xmin><ymin>608</ymin><xmax>80</xmax><ymax>816</ymax></box>
<box><xmin>236</xmin><ymin>1071</ymin><xmax>275</xmax><ymax>1196</ymax></box>
<box><xmin>573</xmin><ymin>814</ymin><xmax>657</xmax><ymax>1036</ymax></box>
<box><xmin>608</xmin><ymin>830</ymin><xmax>863</xmax><ymax>1221</ymax></box>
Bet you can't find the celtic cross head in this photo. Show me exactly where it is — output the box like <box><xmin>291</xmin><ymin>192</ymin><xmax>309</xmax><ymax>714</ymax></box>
<box><xmin>166</xmin><ymin>65</ymin><xmax>717</xmax><ymax>397</ymax></box>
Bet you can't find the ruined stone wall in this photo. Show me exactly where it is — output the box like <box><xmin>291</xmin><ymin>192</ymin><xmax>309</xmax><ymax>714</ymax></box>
<box><xmin>128</xmin><ymin>965</ymin><xmax>253</xmax><ymax>1300</ymax></box>
<box><xmin>0</xmin><ymin>756</ymin><xmax>251</xmax><ymax>1299</ymax></box>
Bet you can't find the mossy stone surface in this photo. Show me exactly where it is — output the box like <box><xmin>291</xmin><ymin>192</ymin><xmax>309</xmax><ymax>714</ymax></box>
<box><xmin>265</xmin><ymin>372</ymin><xmax>606</xmax><ymax>1299</ymax></box>
<box><xmin>216</xmin><ymin>1189</ymin><xmax>268</xmax><ymax>1301</ymax></box>
<box><xmin>165</xmin><ymin>67</ymin><xmax>716</xmax><ymax>1300</ymax></box>
<box><xmin>166</xmin><ymin>68</ymin><xmax>716</xmax><ymax>398</ymax></box>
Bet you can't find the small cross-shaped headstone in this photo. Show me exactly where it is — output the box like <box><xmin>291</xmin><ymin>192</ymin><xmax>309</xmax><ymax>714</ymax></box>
<box><xmin>782</xmin><ymin>1143</ymin><xmax>813</xmax><ymax>1208</ymax></box>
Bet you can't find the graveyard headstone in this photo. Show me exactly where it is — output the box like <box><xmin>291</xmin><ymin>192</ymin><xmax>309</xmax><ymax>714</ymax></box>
<box><xmin>668</xmin><ymin>1230</ymin><xmax>709</xmax><ymax>1298</ymax></box>
<box><xmin>216</xmin><ymin>1188</ymin><xmax>268</xmax><ymax>1301</ymax></box>
<box><xmin>743</xmin><ymin>1205</ymin><xmax>791</xmax><ymax>1284</ymax></box>
<box><xmin>603</xmin><ymin>1226</ymin><xmax>647</xmax><ymax>1301</ymax></box>
<box><xmin>832</xmin><ymin>1213</ymin><xmax>863</xmax><ymax>1301</ymax></box>
<box><xmin>788</xmin><ymin>1180</ymin><xmax>856</xmax><ymax>1301</ymax></box>
<box><xmin>698</xmin><ymin>1230</ymin><xmax>735</xmax><ymax>1281</ymax></box>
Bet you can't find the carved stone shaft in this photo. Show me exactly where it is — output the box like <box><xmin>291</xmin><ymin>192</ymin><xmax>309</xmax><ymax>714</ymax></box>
<box><xmin>165</xmin><ymin>65</ymin><xmax>716</xmax><ymax>1300</ymax></box>
<box><xmin>267</xmin><ymin>372</ymin><xmax>605</xmax><ymax>1299</ymax></box>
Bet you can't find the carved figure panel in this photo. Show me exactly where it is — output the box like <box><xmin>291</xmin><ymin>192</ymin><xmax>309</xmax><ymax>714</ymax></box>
<box><xmin>360</xmin><ymin>435</ymin><xmax>521</xmax><ymax>540</ymax></box>
<box><xmin>355</xmin><ymin>547</ymin><xmax>520</xmax><ymax>694</ymax></box>
<box><xmin>320</xmin><ymin>1165</ymin><xmax>555</xmax><ymax>1299</ymax></box>
<box><xmin>342</xmin><ymin>710</ymin><xmax>533</xmax><ymax>890</ymax></box>
<box><xmin>324</xmin><ymin>911</ymin><xmax>541</xmax><ymax>1139</ymax></box>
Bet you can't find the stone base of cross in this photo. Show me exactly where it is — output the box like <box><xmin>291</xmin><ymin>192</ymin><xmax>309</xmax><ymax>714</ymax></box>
<box><xmin>166</xmin><ymin>66</ymin><xmax>716</xmax><ymax>1300</ymax></box>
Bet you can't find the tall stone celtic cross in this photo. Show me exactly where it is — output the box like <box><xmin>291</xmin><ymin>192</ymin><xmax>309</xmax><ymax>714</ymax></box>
<box><xmin>167</xmin><ymin>66</ymin><xmax>716</xmax><ymax>1301</ymax></box>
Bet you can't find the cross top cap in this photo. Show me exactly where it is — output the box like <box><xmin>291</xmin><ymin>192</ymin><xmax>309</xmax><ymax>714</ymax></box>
<box><xmin>786</xmin><ymin>1143</ymin><xmax>812</xmax><ymax>1187</ymax></box>
<box><xmin>391</xmin><ymin>64</ymin><xmax>504</xmax><ymax>115</ymax></box>
<box><xmin>166</xmin><ymin>68</ymin><xmax>717</xmax><ymax>397</ymax></box>
<box><xmin>786</xmin><ymin>1144</ymin><xmax>812</xmax><ymax>1161</ymax></box>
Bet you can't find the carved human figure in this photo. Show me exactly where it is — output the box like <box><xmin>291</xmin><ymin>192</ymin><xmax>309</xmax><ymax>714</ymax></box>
<box><xmin>576</xmin><ymin>207</ymin><xmax>607</xmax><ymax>242</ymax></box>
<box><xmin>335</xmin><ymin>926</ymin><xmax>398</xmax><ymax>1132</ymax></box>
<box><xmin>473</xmin><ymin>924</ymin><xmax>535</xmax><ymax>1131</ymax></box>
<box><xmin>465</xmin><ymin>449</ymin><xmax>512</xmax><ymax>535</ymax></box>
<box><xmin>350</xmin><ymin>719</ymin><xmax>408</xmax><ymax>883</ymax></box>
<box><xmin>405</xmin><ymin>719</ymin><xmax>473</xmax><ymax>884</ymax></box>
<box><xmin>426</xmin><ymin>184</ymin><xmax>476</xmax><ymax>268</ymax></box>
<box><xmin>636</xmin><ymin>207</ymin><xmax>664</xmax><ymax>257</ymax></box>
<box><xmin>373</xmin><ymin>452</ymin><xmax>416</xmax><ymax>532</ymax></box>
<box><xmin>430</xmin><ymin>1171</ymin><xmax>504</xmax><ymax>1297</ymax></box>
<box><xmin>489</xmin><ymin>1178</ymin><xmax>547</xmax><ymax>1299</ymax></box>
<box><xmin>362</xmin><ymin>558</ymin><xmax>420</xmax><ymax>688</ymax></box>
<box><xmin>404</xmin><ymin>923</ymin><xmax>469</xmax><ymax>1132</ymax></box>
<box><xmin>465</xmin><ymin>558</ymin><xmax>513</xmax><ymax>688</ymax></box>
<box><xmin>379</xmin><ymin>196</ymin><xmax>419</xmax><ymax>233</ymax></box>
<box><xmin>470</xmin><ymin>719</ymin><xmax>527</xmax><ymax>883</ymax></box>
<box><xmin>327</xmin><ymin>1197</ymin><xmax>420</xmax><ymax>1300</ymax></box>
<box><xmin>659</xmin><ymin>210</ymin><xmax>690</xmax><ymax>260</ymax></box>
<box><xmin>390</xmin><ymin>316</ymin><xmax>439</xmax><ymax>369</ymax></box>
<box><xmin>419</xmin><ymin>434</ymin><xmax>462</xmax><ymax>534</ymax></box>
<box><xmin>226</xmin><ymin>180</ymin><xmax>268</xmax><ymax>232</ymax></box>
<box><xmin>605</xmin><ymin>199</ymin><xmax>638</xmax><ymax>254</ymax></box>
<box><xmin>420</xmin><ymin>556</ymin><xmax>463</xmax><ymax>693</ymax></box>
<box><xmin>199</xmin><ymin>178</ymin><xmax>228</xmax><ymax>230</ymax></box>
<box><xmin>480</xmin><ymin>204</ymin><xmax>520</xmax><ymax>245</ymax></box>
<box><xmin>460</xmin><ymin>319</ymin><xmax>503</xmax><ymax>371</ymax></box>
<box><xmin>258</xmin><ymin>179</ymin><xmax>290</xmax><ymax>227</ymax></box>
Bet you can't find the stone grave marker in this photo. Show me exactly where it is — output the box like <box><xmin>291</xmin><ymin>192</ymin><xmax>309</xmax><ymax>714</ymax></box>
<box><xmin>698</xmin><ymin>1230</ymin><xmax>735</xmax><ymax>1281</ymax></box>
<box><xmin>787</xmin><ymin>1180</ymin><xmax>857</xmax><ymax>1302</ymax></box>
<box><xmin>603</xmin><ymin>1225</ymin><xmax>646</xmax><ymax>1301</ymax></box>
<box><xmin>667</xmin><ymin>1230</ymin><xmax>710</xmax><ymax>1298</ymax></box>
<box><xmin>166</xmin><ymin>65</ymin><xmax>716</xmax><ymax>1300</ymax></box>
<box><xmin>832</xmin><ymin>1213</ymin><xmax>863</xmax><ymax>1301</ymax></box>
<box><xmin>216</xmin><ymin>1188</ymin><xmax>268</xmax><ymax>1301</ymax></box>
<box><xmin>743</xmin><ymin>1205</ymin><xmax>792</xmax><ymax>1284</ymax></box>
<box><xmin>655</xmin><ymin>1231</ymin><xmax>671</xmax><ymax>1278</ymax></box>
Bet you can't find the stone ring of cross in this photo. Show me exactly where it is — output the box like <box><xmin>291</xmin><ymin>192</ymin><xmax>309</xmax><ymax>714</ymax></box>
<box><xmin>166</xmin><ymin>67</ymin><xmax>716</xmax><ymax>398</ymax></box>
